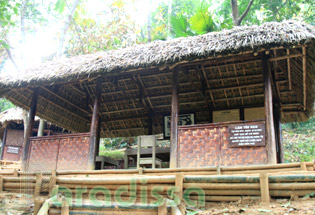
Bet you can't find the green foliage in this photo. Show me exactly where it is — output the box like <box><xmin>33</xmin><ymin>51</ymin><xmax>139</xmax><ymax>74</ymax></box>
<box><xmin>283</xmin><ymin>117</ymin><xmax>315</xmax><ymax>163</ymax></box>
<box><xmin>0</xmin><ymin>98</ymin><xmax>14</xmax><ymax>112</ymax></box>
<box><xmin>65</xmin><ymin>0</ymin><xmax>140</xmax><ymax>56</ymax></box>
<box><xmin>98</xmin><ymin>148</ymin><xmax>125</xmax><ymax>160</ymax></box>
<box><xmin>171</xmin><ymin>14</ymin><xmax>194</xmax><ymax>37</ymax></box>
<box><xmin>54</xmin><ymin>0</ymin><xmax>67</xmax><ymax>14</ymax></box>
<box><xmin>217</xmin><ymin>0</ymin><xmax>315</xmax><ymax>26</ymax></box>
<box><xmin>101</xmin><ymin>137</ymin><xmax>136</xmax><ymax>150</ymax></box>
<box><xmin>189</xmin><ymin>2</ymin><xmax>220</xmax><ymax>35</ymax></box>
<box><xmin>0</xmin><ymin>0</ymin><xmax>20</xmax><ymax>27</ymax></box>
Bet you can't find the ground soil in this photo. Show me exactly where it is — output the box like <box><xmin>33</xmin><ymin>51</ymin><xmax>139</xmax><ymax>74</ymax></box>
<box><xmin>0</xmin><ymin>192</ymin><xmax>33</xmax><ymax>215</ymax></box>
<box><xmin>196</xmin><ymin>197</ymin><xmax>315</xmax><ymax>215</ymax></box>
<box><xmin>0</xmin><ymin>192</ymin><xmax>314</xmax><ymax>214</ymax></box>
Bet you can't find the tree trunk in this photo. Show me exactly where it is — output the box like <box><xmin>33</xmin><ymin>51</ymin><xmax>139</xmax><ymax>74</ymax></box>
<box><xmin>231</xmin><ymin>0</ymin><xmax>240</xmax><ymax>26</ymax></box>
<box><xmin>56</xmin><ymin>0</ymin><xmax>80</xmax><ymax>57</ymax></box>
<box><xmin>230</xmin><ymin>0</ymin><xmax>254</xmax><ymax>26</ymax></box>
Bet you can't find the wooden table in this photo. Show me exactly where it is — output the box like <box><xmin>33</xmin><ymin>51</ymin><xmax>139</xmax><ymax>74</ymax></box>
<box><xmin>124</xmin><ymin>147</ymin><xmax>170</xmax><ymax>169</ymax></box>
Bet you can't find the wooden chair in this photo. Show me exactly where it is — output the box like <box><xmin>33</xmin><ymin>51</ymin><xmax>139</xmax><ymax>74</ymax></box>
<box><xmin>137</xmin><ymin>135</ymin><xmax>162</xmax><ymax>169</ymax></box>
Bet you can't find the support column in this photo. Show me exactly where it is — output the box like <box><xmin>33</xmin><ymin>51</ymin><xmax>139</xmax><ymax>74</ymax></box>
<box><xmin>170</xmin><ymin>69</ymin><xmax>179</xmax><ymax>168</ymax></box>
<box><xmin>22</xmin><ymin>88</ymin><xmax>39</xmax><ymax>170</ymax></box>
<box><xmin>148</xmin><ymin>112</ymin><xmax>153</xmax><ymax>135</ymax></box>
<box><xmin>0</xmin><ymin>128</ymin><xmax>7</xmax><ymax>160</ymax></box>
<box><xmin>262</xmin><ymin>54</ymin><xmax>277</xmax><ymax>164</ymax></box>
<box><xmin>274</xmin><ymin>103</ymin><xmax>284</xmax><ymax>163</ymax></box>
<box><xmin>37</xmin><ymin>119</ymin><xmax>46</xmax><ymax>137</ymax></box>
<box><xmin>88</xmin><ymin>78</ymin><xmax>102</xmax><ymax>170</ymax></box>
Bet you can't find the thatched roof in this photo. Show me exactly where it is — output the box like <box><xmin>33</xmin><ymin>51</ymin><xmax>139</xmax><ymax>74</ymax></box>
<box><xmin>0</xmin><ymin>107</ymin><xmax>39</xmax><ymax>128</ymax></box>
<box><xmin>1</xmin><ymin>21</ymin><xmax>314</xmax><ymax>88</ymax></box>
<box><xmin>0</xmin><ymin>20</ymin><xmax>314</xmax><ymax>137</ymax></box>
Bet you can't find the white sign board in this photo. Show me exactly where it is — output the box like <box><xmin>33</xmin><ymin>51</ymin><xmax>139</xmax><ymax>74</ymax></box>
<box><xmin>244</xmin><ymin>107</ymin><xmax>265</xmax><ymax>121</ymax></box>
<box><xmin>7</xmin><ymin>146</ymin><xmax>20</xmax><ymax>154</ymax></box>
<box><xmin>213</xmin><ymin>109</ymin><xmax>240</xmax><ymax>123</ymax></box>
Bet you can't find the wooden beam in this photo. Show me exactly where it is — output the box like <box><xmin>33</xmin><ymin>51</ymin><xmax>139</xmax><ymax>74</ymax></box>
<box><xmin>302</xmin><ymin>47</ymin><xmax>307</xmax><ymax>111</ymax></box>
<box><xmin>88</xmin><ymin>78</ymin><xmax>102</xmax><ymax>170</ymax></box>
<box><xmin>22</xmin><ymin>88</ymin><xmax>39</xmax><ymax>170</ymax></box>
<box><xmin>10</xmin><ymin>90</ymin><xmax>87</xmax><ymax>133</ymax></box>
<box><xmin>170</xmin><ymin>69</ymin><xmax>179</xmax><ymax>168</ymax></box>
<box><xmin>286</xmin><ymin>49</ymin><xmax>292</xmax><ymax>91</ymax></box>
<box><xmin>42</xmin><ymin>86</ymin><xmax>90</xmax><ymax>115</ymax></box>
<box><xmin>262</xmin><ymin>54</ymin><xmax>277</xmax><ymax>164</ymax></box>
<box><xmin>201</xmin><ymin>66</ymin><xmax>215</xmax><ymax>107</ymax></box>
<box><xmin>24</xmin><ymin>88</ymin><xmax>89</xmax><ymax>123</ymax></box>
<box><xmin>137</xmin><ymin>74</ymin><xmax>154</xmax><ymax>110</ymax></box>
<box><xmin>268</xmin><ymin>53</ymin><xmax>302</xmax><ymax>62</ymax></box>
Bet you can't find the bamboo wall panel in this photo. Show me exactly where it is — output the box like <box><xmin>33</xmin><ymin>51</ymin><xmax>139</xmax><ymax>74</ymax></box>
<box><xmin>28</xmin><ymin>139</ymin><xmax>59</xmax><ymax>171</ymax></box>
<box><xmin>57</xmin><ymin>136</ymin><xmax>90</xmax><ymax>170</ymax></box>
<box><xmin>2</xmin><ymin>129</ymin><xmax>24</xmax><ymax>161</ymax></box>
<box><xmin>178</xmin><ymin>122</ymin><xmax>267</xmax><ymax>167</ymax></box>
<box><xmin>28</xmin><ymin>134</ymin><xmax>90</xmax><ymax>171</ymax></box>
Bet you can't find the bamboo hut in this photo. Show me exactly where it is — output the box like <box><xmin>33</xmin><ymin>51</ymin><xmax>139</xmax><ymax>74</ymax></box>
<box><xmin>0</xmin><ymin>107</ymin><xmax>68</xmax><ymax>161</ymax></box>
<box><xmin>0</xmin><ymin>21</ymin><xmax>314</xmax><ymax>171</ymax></box>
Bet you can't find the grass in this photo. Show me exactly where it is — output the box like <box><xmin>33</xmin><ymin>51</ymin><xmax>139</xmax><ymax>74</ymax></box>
<box><xmin>282</xmin><ymin>116</ymin><xmax>315</xmax><ymax>163</ymax></box>
<box><xmin>99</xmin><ymin>144</ymin><xmax>125</xmax><ymax>160</ymax></box>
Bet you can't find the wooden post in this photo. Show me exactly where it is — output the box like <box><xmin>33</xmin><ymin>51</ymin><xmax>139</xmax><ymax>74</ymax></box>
<box><xmin>148</xmin><ymin>112</ymin><xmax>153</xmax><ymax>135</ymax></box>
<box><xmin>22</xmin><ymin>88</ymin><xmax>39</xmax><ymax>170</ymax></box>
<box><xmin>49</xmin><ymin>170</ymin><xmax>57</xmax><ymax>196</ymax></box>
<box><xmin>260</xmin><ymin>173</ymin><xmax>270</xmax><ymax>204</ymax></box>
<box><xmin>170</xmin><ymin>69</ymin><xmax>179</xmax><ymax>168</ymax></box>
<box><xmin>35</xmin><ymin>173</ymin><xmax>43</xmax><ymax>196</ymax></box>
<box><xmin>88</xmin><ymin>78</ymin><xmax>102</xmax><ymax>170</ymax></box>
<box><xmin>0</xmin><ymin>128</ymin><xmax>7</xmax><ymax>160</ymax></box>
<box><xmin>262</xmin><ymin>54</ymin><xmax>277</xmax><ymax>164</ymax></box>
<box><xmin>61</xmin><ymin>196</ymin><xmax>70</xmax><ymax>215</ymax></box>
<box><xmin>300</xmin><ymin>162</ymin><xmax>307</xmax><ymax>171</ymax></box>
<box><xmin>274</xmin><ymin>103</ymin><xmax>284</xmax><ymax>163</ymax></box>
<box><xmin>124</xmin><ymin>152</ymin><xmax>128</xmax><ymax>169</ymax></box>
<box><xmin>158</xmin><ymin>198</ymin><xmax>167</xmax><ymax>215</ymax></box>
<box><xmin>175</xmin><ymin>173</ymin><xmax>184</xmax><ymax>202</ymax></box>
<box><xmin>37</xmin><ymin>119</ymin><xmax>46</xmax><ymax>137</ymax></box>
<box><xmin>95</xmin><ymin>118</ymin><xmax>101</xmax><ymax>157</ymax></box>
<box><xmin>152</xmin><ymin>136</ymin><xmax>156</xmax><ymax>169</ymax></box>
<box><xmin>33</xmin><ymin>199</ymin><xmax>42</xmax><ymax>215</ymax></box>
<box><xmin>0</xmin><ymin>176</ymin><xmax>3</xmax><ymax>192</ymax></box>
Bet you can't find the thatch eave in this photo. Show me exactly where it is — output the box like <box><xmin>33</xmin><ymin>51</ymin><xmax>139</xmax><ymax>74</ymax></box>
<box><xmin>0</xmin><ymin>21</ymin><xmax>314</xmax><ymax>89</ymax></box>
<box><xmin>0</xmin><ymin>21</ymin><xmax>314</xmax><ymax>137</ymax></box>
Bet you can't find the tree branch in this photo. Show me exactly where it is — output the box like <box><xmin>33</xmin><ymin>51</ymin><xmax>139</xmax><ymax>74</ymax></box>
<box><xmin>4</xmin><ymin>46</ymin><xmax>19</xmax><ymax>70</ymax></box>
<box><xmin>238</xmin><ymin>0</ymin><xmax>254</xmax><ymax>25</ymax></box>
<box><xmin>56</xmin><ymin>0</ymin><xmax>80</xmax><ymax>57</ymax></box>
<box><xmin>275</xmin><ymin>0</ymin><xmax>289</xmax><ymax>16</ymax></box>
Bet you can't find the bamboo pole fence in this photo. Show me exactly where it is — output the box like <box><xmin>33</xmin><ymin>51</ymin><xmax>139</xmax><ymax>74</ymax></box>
<box><xmin>0</xmin><ymin>162</ymin><xmax>314</xmax><ymax>214</ymax></box>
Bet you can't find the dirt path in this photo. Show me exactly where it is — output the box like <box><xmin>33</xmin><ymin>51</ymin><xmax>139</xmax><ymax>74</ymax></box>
<box><xmin>192</xmin><ymin>198</ymin><xmax>315</xmax><ymax>215</ymax></box>
<box><xmin>0</xmin><ymin>192</ymin><xmax>33</xmax><ymax>215</ymax></box>
<box><xmin>0</xmin><ymin>192</ymin><xmax>314</xmax><ymax>214</ymax></box>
